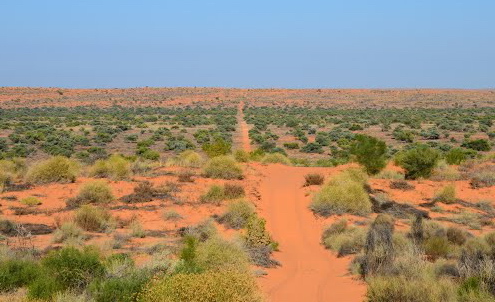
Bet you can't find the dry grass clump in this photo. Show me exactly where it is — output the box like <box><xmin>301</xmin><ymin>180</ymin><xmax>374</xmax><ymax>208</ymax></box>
<box><xmin>310</xmin><ymin>168</ymin><xmax>371</xmax><ymax>216</ymax></box>
<box><xmin>218</xmin><ymin>199</ymin><xmax>255</xmax><ymax>229</ymax></box>
<box><xmin>196</xmin><ymin>238</ymin><xmax>250</xmax><ymax>272</ymax></box>
<box><xmin>25</xmin><ymin>156</ymin><xmax>79</xmax><ymax>184</ymax></box>
<box><xmin>166</xmin><ymin>150</ymin><xmax>203</xmax><ymax>168</ymax></box>
<box><xmin>433</xmin><ymin>183</ymin><xmax>456</xmax><ymax>204</ymax></box>
<box><xmin>389</xmin><ymin>180</ymin><xmax>415</xmax><ymax>190</ymax></box>
<box><xmin>130</xmin><ymin>220</ymin><xmax>146</xmax><ymax>238</ymax></box>
<box><xmin>120</xmin><ymin>181</ymin><xmax>169</xmax><ymax>203</ymax></box>
<box><xmin>74</xmin><ymin>205</ymin><xmax>114</xmax><ymax>232</ymax></box>
<box><xmin>138</xmin><ymin>269</ymin><xmax>262</xmax><ymax>302</ymax></box>
<box><xmin>66</xmin><ymin>181</ymin><xmax>114</xmax><ymax>208</ymax></box>
<box><xmin>0</xmin><ymin>159</ymin><xmax>26</xmax><ymax>192</ymax></box>
<box><xmin>89</xmin><ymin>155</ymin><xmax>131</xmax><ymax>180</ymax></box>
<box><xmin>469</xmin><ymin>165</ymin><xmax>495</xmax><ymax>188</ymax></box>
<box><xmin>20</xmin><ymin>196</ymin><xmax>42</xmax><ymax>206</ymax></box>
<box><xmin>260</xmin><ymin>153</ymin><xmax>291</xmax><ymax>165</ymax></box>
<box><xmin>233</xmin><ymin>150</ymin><xmax>249</xmax><ymax>163</ymax></box>
<box><xmin>321</xmin><ymin>219</ymin><xmax>366</xmax><ymax>257</ymax></box>
<box><xmin>177</xmin><ymin>219</ymin><xmax>217</xmax><ymax>242</ymax></box>
<box><xmin>366</xmin><ymin>275</ymin><xmax>456</xmax><ymax>302</ymax></box>
<box><xmin>430</xmin><ymin>161</ymin><xmax>462</xmax><ymax>181</ymax></box>
<box><xmin>200</xmin><ymin>184</ymin><xmax>245</xmax><ymax>205</ymax></box>
<box><xmin>52</xmin><ymin>221</ymin><xmax>86</xmax><ymax>244</ymax></box>
<box><xmin>162</xmin><ymin>211</ymin><xmax>184</xmax><ymax>222</ymax></box>
<box><xmin>361</xmin><ymin>214</ymin><xmax>395</xmax><ymax>277</ymax></box>
<box><xmin>304</xmin><ymin>173</ymin><xmax>324</xmax><ymax>186</ymax></box>
<box><xmin>243</xmin><ymin>214</ymin><xmax>279</xmax><ymax>268</ymax></box>
<box><xmin>375</xmin><ymin>169</ymin><xmax>404</xmax><ymax>180</ymax></box>
<box><xmin>203</xmin><ymin>156</ymin><xmax>243</xmax><ymax>180</ymax></box>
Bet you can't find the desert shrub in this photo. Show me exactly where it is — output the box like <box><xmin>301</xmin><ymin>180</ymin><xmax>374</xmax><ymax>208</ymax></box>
<box><xmin>200</xmin><ymin>185</ymin><xmax>225</xmax><ymax>205</ymax></box>
<box><xmin>361</xmin><ymin>214</ymin><xmax>395</xmax><ymax>277</ymax></box>
<box><xmin>0</xmin><ymin>259</ymin><xmax>41</xmax><ymax>292</ymax></box>
<box><xmin>89</xmin><ymin>270</ymin><xmax>151</xmax><ymax>302</ymax></box>
<box><xmin>131</xmin><ymin>159</ymin><xmax>156</xmax><ymax>175</ymax></box>
<box><xmin>304</xmin><ymin>173</ymin><xmax>324</xmax><ymax>186</ymax></box>
<box><xmin>25</xmin><ymin>156</ymin><xmax>79</xmax><ymax>184</ymax></box>
<box><xmin>449</xmin><ymin>212</ymin><xmax>483</xmax><ymax>230</ymax></box>
<box><xmin>0</xmin><ymin>159</ymin><xmax>27</xmax><ymax>192</ymax></box>
<box><xmin>67</xmin><ymin>181</ymin><xmax>114</xmax><ymax>208</ymax></box>
<box><xmin>165</xmin><ymin>150</ymin><xmax>203</xmax><ymax>168</ymax></box>
<box><xmin>223</xmin><ymin>183</ymin><xmax>245</xmax><ymax>199</ymax></box>
<box><xmin>433</xmin><ymin>183</ymin><xmax>456</xmax><ymax>204</ymax></box>
<box><xmin>162</xmin><ymin>211</ymin><xmax>183</xmax><ymax>222</ymax></box>
<box><xmin>130</xmin><ymin>220</ymin><xmax>146</xmax><ymax>238</ymax></box>
<box><xmin>389</xmin><ymin>180</ymin><xmax>414</xmax><ymax>190</ymax></box>
<box><xmin>243</xmin><ymin>215</ymin><xmax>278</xmax><ymax>267</ymax></box>
<box><xmin>283</xmin><ymin>142</ymin><xmax>299</xmax><ymax>149</ymax></box>
<box><xmin>196</xmin><ymin>238</ymin><xmax>250</xmax><ymax>272</ymax></box>
<box><xmin>138</xmin><ymin>270</ymin><xmax>262</xmax><ymax>302</ymax></box>
<box><xmin>350</xmin><ymin>134</ymin><xmax>388</xmax><ymax>175</ymax></box>
<box><xmin>376</xmin><ymin>170</ymin><xmax>405</xmax><ymax>180</ymax></box>
<box><xmin>261</xmin><ymin>153</ymin><xmax>291</xmax><ymax>165</ymax></box>
<box><xmin>322</xmin><ymin>219</ymin><xmax>366</xmax><ymax>257</ymax></box>
<box><xmin>446</xmin><ymin>227</ymin><xmax>469</xmax><ymax>245</ymax></box>
<box><xmin>74</xmin><ymin>205</ymin><xmax>113</xmax><ymax>232</ymax></box>
<box><xmin>233</xmin><ymin>150</ymin><xmax>249</xmax><ymax>162</ymax></box>
<box><xmin>430</xmin><ymin>161</ymin><xmax>462</xmax><ymax>181</ymax></box>
<box><xmin>177</xmin><ymin>169</ymin><xmax>194</xmax><ymax>182</ymax></box>
<box><xmin>424</xmin><ymin>236</ymin><xmax>451</xmax><ymax>260</ymax></box>
<box><xmin>120</xmin><ymin>181</ymin><xmax>167</xmax><ymax>203</ymax></box>
<box><xmin>366</xmin><ymin>275</ymin><xmax>456</xmax><ymax>302</ymax></box>
<box><xmin>462</xmin><ymin>139</ymin><xmax>491</xmax><ymax>151</ymax></box>
<box><xmin>203</xmin><ymin>156</ymin><xmax>243</xmax><ymax>180</ymax></box>
<box><xmin>20</xmin><ymin>196</ymin><xmax>41</xmax><ymax>206</ymax></box>
<box><xmin>27</xmin><ymin>275</ymin><xmax>62</xmax><ymax>300</ymax></box>
<box><xmin>310</xmin><ymin>170</ymin><xmax>371</xmax><ymax>216</ymax></box>
<box><xmin>470</xmin><ymin>166</ymin><xmax>495</xmax><ymax>188</ymax></box>
<box><xmin>178</xmin><ymin>219</ymin><xmax>217</xmax><ymax>242</ymax></box>
<box><xmin>89</xmin><ymin>155</ymin><xmax>131</xmax><ymax>180</ymax></box>
<box><xmin>202</xmin><ymin>138</ymin><xmax>231</xmax><ymax>158</ymax></box>
<box><xmin>52</xmin><ymin>221</ymin><xmax>86</xmax><ymax>244</ymax></box>
<box><xmin>34</xmin><ymin>247</ymin><xmax>104</xmax><ymax>296</ymax></box>
<box><xmin>445</xmin><ymin>147</ymin><xmax>468</xmax><ymax>165</ymax></box>
<box><xmin>397</xmin><ymin>146</ymin><xmax>440</xmax><ymax>179</ymax></box>
<box><xmin>218</xmin><ymin>199</ymin><xmax>255</xmax><ymax>229</ymax></box>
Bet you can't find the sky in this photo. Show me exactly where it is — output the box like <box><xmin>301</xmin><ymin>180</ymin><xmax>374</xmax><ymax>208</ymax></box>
<box><xmin>0</xmin><ymin>0</ymin><xmax>494</xmax><ymax>89</ymax></box>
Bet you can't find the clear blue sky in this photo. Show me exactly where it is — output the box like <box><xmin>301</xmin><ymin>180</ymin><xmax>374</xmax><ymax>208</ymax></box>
<box><xmin>1</xmin><ymin>0</ymin><xmax>494</xmax><ymax>88</ymax></box>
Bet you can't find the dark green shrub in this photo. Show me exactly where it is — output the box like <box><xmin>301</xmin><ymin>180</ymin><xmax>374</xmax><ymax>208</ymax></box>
<box><xmin>350</xmin><ymin>134</ymin><xmax>388</xmax><ymax>175</ymax></box>
<box><xmin>462</xmin><ymin>139</ymin><xmax>491</xmax><ymax>151</ymax></box>
<box><xmin>397</xmin><ymin>146</ymin><xmax>440</xmax><ymax>179</ymax></box>
<box><xmin>90</xmin><ymin>271</ymin><xmax>151</xmax><ymax>302</ymax></box>
<box><xmin>27</xmin><ymin>274</ymin><xmax>61</xmax><ymax>300</ymax></box>
<box><xmin>445</xmin><ymin>148</ymin><xmax>468</xmax><ymax>165</ymax></box>
<box><xmin>41</xmin><ymin>246</ymin><xmax>105</xmax><ymax>291</ymax></box>
<box><xmin>0</xmin><ymin>259</ymin><xmax>41</xmax><ymax>292</ymax></box>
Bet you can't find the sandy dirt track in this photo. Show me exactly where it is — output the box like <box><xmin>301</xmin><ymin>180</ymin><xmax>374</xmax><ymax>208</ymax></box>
<box><xmin>254</xmin><ymin>164</ymin><xmax>366</xmax><ymax>302</ymax></box>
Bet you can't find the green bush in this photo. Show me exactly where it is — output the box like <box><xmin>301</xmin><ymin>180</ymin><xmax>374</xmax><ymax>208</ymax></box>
<box><xmin>219</xmin><ymin>199</ymin><xmax>255</xmax><ymax>229</ymax></box>
<box><xmin>74</xmin><ymin>205</ymin><xmax>113</xmax><ymax>232</ymax></box>
<box><xmin>202</xmin><ymin>138</ymin><xmax>231</xmax><ymax>158</ymax></box>
<box><xmin>310</xmin><ymin>169</ymin><xmax>371</xmax><ymax>216</ymax></box>
<box><xmin>397</xmin><ymin>146</ymin><xmax>440</xmax><ymax>180</ymax></box>
<box><xmin>25</xmin><ymin>156</ymin><xmax>79</xmax><ymax>184</ymax></box>
<box><xmin>423</xmin><ymin>236</ymin><xmax>451</xmax><ymax>260</ymax></box>
<box><xmin>462</xmin><ymin>139</ymin><xmax>491</xmax><ymax>151</ymax></box>
<box><xmin>445</xmin><ymin>148</ymin><xmax>468</xmax><ymax>165</ymax></box>
<box><xmin>322</xmin><ymin>219</ymin><xmax>366</xmax><ymax>256</ymax></box>
<box><xmin>0</xmin><ymin>259</ymin><xmax>41</xmax><ymax>292</ymax></box>
<box><xmin>203</xmin><ymin>156</ymin><xmax>243</xmax><ymax>180</ymax></box>
<box><xmin>138</xmin><ymin>270</ymin><xmax>262</xmax><ymax>302</ymax></box>
<box><xmin>90</xmin><ymin>271</ymin><xmax>151</xmax><ymax>302</ymax></box>
<box><xmin>27</xmin><ymin>274</ymin><xmax>62</xmax><ymax>300</ymax></box>
<box><xmin>233</xmin><ymin>150</ymin><xmax>249</xmax><ymax>162</ymax></box>
<box><xmin>350</xmin><ymin>134</ymin><xmax>388</xmax><ymax>175</ymax></box>
<box><xmin>39</xmin><ymin>247</ymin><xmax>104</xmax><ymax>293</ymax></box>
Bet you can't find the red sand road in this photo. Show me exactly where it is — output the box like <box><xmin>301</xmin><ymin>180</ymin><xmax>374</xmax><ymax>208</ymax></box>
<box><xmin>254</xmin><ymin>164</ymin><xmax>366</xmax><ymax>302</ymax></box>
